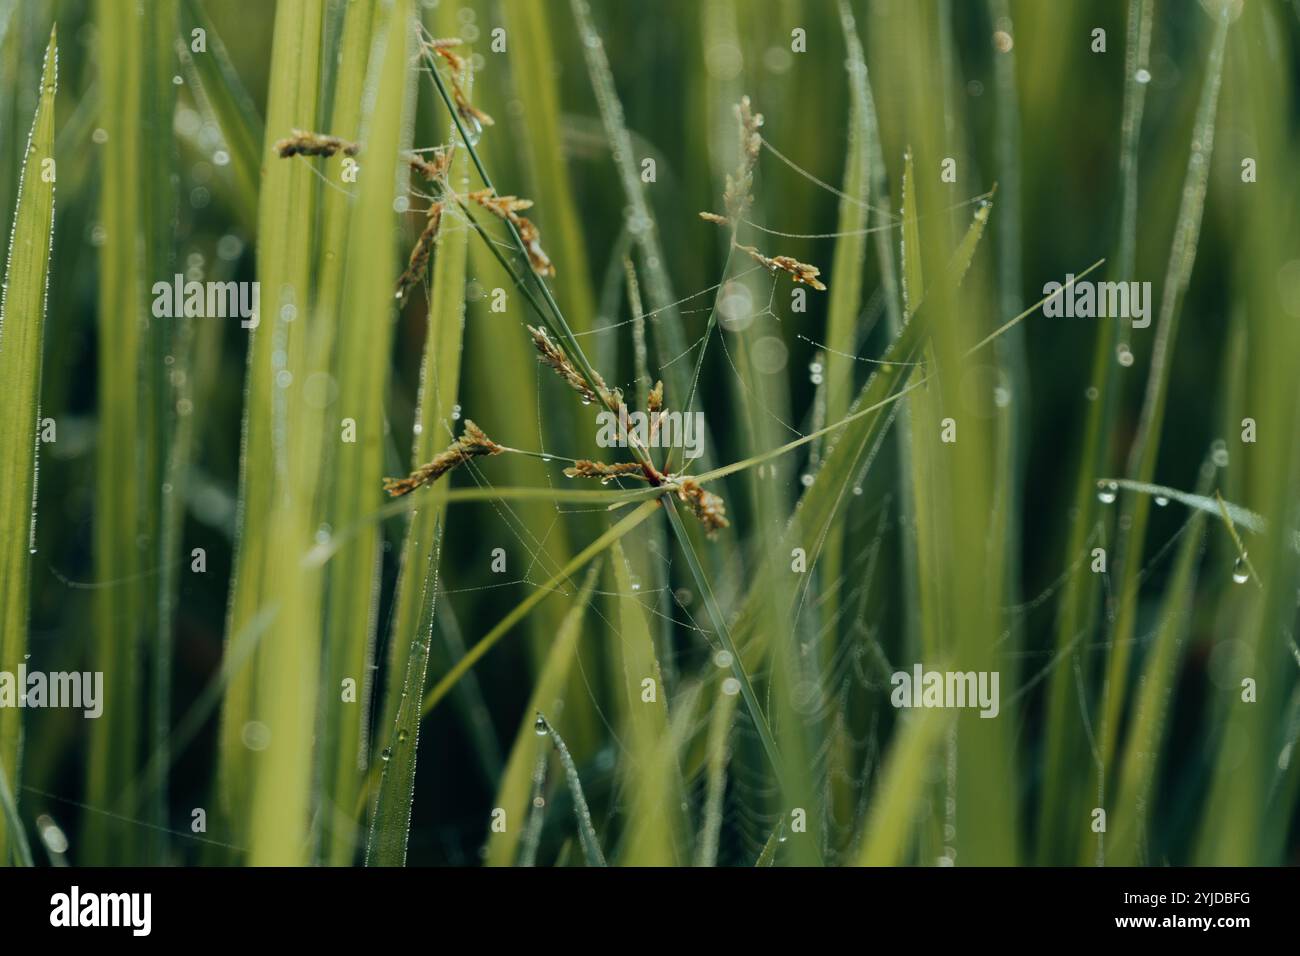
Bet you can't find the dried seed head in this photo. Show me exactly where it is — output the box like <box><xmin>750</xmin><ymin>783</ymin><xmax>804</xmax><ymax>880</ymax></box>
<box><xmin>736</xmin><ymin>96</ymin><xmax>764</xmax><ymax>166</ymax></box>
<box><xmin>676</xmin><ymin>478</ymin><xmax>729</xmax><ymax>535</ymax></box>
<box><xmin>396</xmin><ymin>203</ymin><xmax>445</xmax><ymax>305</ymax></box>
<box><xmin>469</xmin><ymin>189</ymin><xmax>554</xmax><ymax>277</ymax></box>
<box><xmin>274</xmin><ymin>129</ymin><xmax>361</xmax><ymax>159</ymax></box>
<box><xmin>563</xmin><ymin>460</ymin><xmax>648</xmax><ymax>484</ymax></box>
<box><xmin>527</xmin><ymin>325</ymin><xmax>607</xmax><ymax>405</ymax></box>
<box><xmin>723</xmin><ymin>96</ymin><xmax>764</xmax><ymax>221</ymax></box>
<box><xmin>647</xmin><ymin>380</ymin><xmax>664</xmax><ymax>415</ymax></box>
<box><xmin>382</xmin><ymin>419</ymin><xmax>504</xmax><ymax>496</ymax></box>
<box><xmin>408</xmin><ymin>147</ymin><xmax>453</xmax><ymax>182</ymax></box>
<box><xmin>735</xmin><ymin>243</ymin><xmax>826</xmax><ymax>291</ymax></box>
<box><xmin>426</xmin><ymin>40</ymin><xmax>496</xmax><ymax>133</ymax></box>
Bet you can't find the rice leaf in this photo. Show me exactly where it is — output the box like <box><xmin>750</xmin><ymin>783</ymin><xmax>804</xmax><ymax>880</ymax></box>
<box><xmin>484</xmin><ymin>561</ymin><xmax>600</xmax><ymax>866</ymax></box>
<box><xmin>0</xmin><ymin>26</ymin><xmax>55</xmax><ymax>865</ymax></box>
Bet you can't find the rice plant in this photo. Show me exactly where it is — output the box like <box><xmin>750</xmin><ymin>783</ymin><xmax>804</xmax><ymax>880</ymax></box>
<box><xmin>0</xmin><ymin>0</ymin><xmax>1297</xmax><ymax>871</ymax></box>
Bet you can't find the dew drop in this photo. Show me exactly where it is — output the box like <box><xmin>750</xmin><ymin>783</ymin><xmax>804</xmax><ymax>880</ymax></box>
<box><xmin>713</xmin><ymin>649</ymin><xmax>733</xmax><ymax>669</ymax></box>
<box><xmin>534</xmin><ymin>715</ymin><xmax>548</xmax><ymax>736</ymax></box>
<box><xmin>1232</xmin><ymin>556</ymin><xmax>1249</xmax><ymax>584</ymax></box>
<box><xmin>397</xmin><ymin>728</ymin><xmax>409</xmax><ymax>743</ymax></box>
<box><xmin>721</xmin><ymin>677</ymin><xmax>741</xmax><ymax>696</ymax></box>
<box><xmin>1154</xmin><ymin>495</ymin><xmax>1169</xmax><ymax>507</ymax></box>
<box><xmin>463</xmin><ymin>114</ymin><xmax>482</xmax><ymax>146</ymax></box>
<box><xmin>800</xmin><ymin>473</ymin><xmax>814</xmax><ymax>487</ymax></box>
<box><xmin>1135</xmin><ymin>68</ymin><xmax>1152</xmax><ymax>84</ymax></box>
<box><xmin>380</xmin><ymin>747</ymin><xmax>392</xmax><ymax>761</ymax></box>
<box><xmin>1098</xmin><ymin>481</ymin><xmax>1118</xmax><ymax>504</ymax></box>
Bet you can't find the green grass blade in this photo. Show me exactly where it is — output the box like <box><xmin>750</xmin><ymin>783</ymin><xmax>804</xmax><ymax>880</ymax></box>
<box><xmin>1101</xmin><ymin>11</ymin><xmax>1231</xmax><ymax>780</ymax></box>
<box><xmin>365</xmin><ymin>517</ymin><xmax>439</xmax><ymax>867</ymax></box>
<box><xmin>484</xmin><ymin>562</ymin><xmax>600</xmax><ymax>866</ymax></box>
<box><xmin>1109</xmin><ymin>484</ymin><xmax>1208</xmax><ymax>865</ymax></box>
<box><xmin>610</xmin><ymin>539</ymin><xmax>681</xmax><ymax>865</ymax></box>
<box><xmin>536</xmin><ymin>713</ymin><xmax>606</xmax><ymax>867</ymax></box>
<box><xmin>0</xmin><ymin>26</ymin><xmax>55</xmax><ymax>865</ymax></box>
<box><xmin>1038</xmin><ymin>0</ymin><xmax>1156</xmax><ymax>862</ymax></box>
<box><xmin>855</xmin><ymin>708</ymin><xmax>951</xmax><ymax>865</ymax></box>
<box><xmin>88</xmin><ymin>0</ymin><xmax>180</xmax><ymax>864</ymax></box>
<box><xmin>219</xmin><ymin>0</ymin><xmax>325</xmax><ymax>863</ymax></box>
<box><xmin>179</xmin><ymin>0</ymin><xmax>261</xmax><ymax>231</ymax></box>
<box><xmin>378</xmin><ymin>0</ymin><xmax>469</xmax><ymax>750</ymax></box>
<box><xmin>313</xmin><ymin>0</ymin><xmax>379</xmax><ymax>867</ymax></box>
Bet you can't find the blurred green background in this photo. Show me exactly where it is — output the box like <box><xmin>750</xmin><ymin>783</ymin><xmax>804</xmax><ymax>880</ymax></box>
<box><xmin>1</xmin><ymin>0</ymin><xmax>1298</xmax><ymax>866</ymax></box>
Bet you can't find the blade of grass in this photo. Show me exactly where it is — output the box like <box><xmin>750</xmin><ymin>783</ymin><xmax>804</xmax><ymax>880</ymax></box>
<box><xmin>1109</xmin><ymin>468</ymin><xmax>1210</xmax><ymax>865</ymax></box>
<box><xmin>535</xmin><ymin>713</ymin><xmax>606</xmax><ymax>867</ymax></box>
<box><xmin>313</xmin><ymin>0</ymin><xmax>379</xmax><ymax>867</ymax></box>
<box><xmin>0</xmin><ymin>25</ymin><xmax>55</xmax><ymax>866</ymax></box>
<box><xmin>365</xmin><ymin>514</ymin><xmax>439</xmax><ymax>867</ymax></box>
<box><xmin>610</xmin><ymin>539</ymin><xmax>681</xmax><ymax>865</ymax></box>
<box><xmin>855</xmin><ymin>708</ymin><xmax>952</xmax><ymax>865</ymax></box>
<box><xmin>1038</xmin><ymin>0</ymin><xmax>1154</xmax><ymax>863</ymax></box>
<box><xmin>89</xmin><ymin>0</ymin><xmax>179</xmax><ymax>864</ymax></box>
<box><xmin>179</xmin><ymin>0</ymin><xmax>261</xmax><ymax>232</ymax></box>
<box><xmin>484</xmin><ymin>561</ymin><xmax>601</xmax><ymax>866</ymax></box>
<box><xmin>219</xmin><ymin>0</ymin><xmax>325</xmax><ymax>863</ymax></box>
<box><xmin>1101</xmin><ymin>8</ymin><xmax>1231</xmax><ymax>784</ymax></box>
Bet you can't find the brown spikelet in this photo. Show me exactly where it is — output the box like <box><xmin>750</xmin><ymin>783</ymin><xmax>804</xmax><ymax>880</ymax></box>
<box><xmin>469</xmin><ymin>189</ymin><xmax>555</xmax><ymax>277</ymax></box>
<box><xmin>382</xmin><ymin>419</ymin><xmax>504</xmax><ymax>496</ymax></box>
<box><xmin>396</xmin><ymin>203</ymin><xmax>445</xmax><ymax>305</ymax></box>
<box><xmin>453</xmin><ymin>87</ymin><xmax>495</xmax><ymax>131</ymax></box>
<box><xmin>676</xmin><ymin>479</ymin><xmax>729</xmax><ymax>535</ymax></box>
<box><xmin>274</xmin><ymin>129</ymin><xmax>360</xmax><ymax>159</ymax></box>
<box><xmin>735</xmin><ymin>243</ymin><xmax>826</xmax><ymax>291</ymax></box>
<box><xmin>408</xmin><ymin>147</ymin><xmax>453</xmax><ymax>182</ymax></box>
<box><xmin>527</xmin><ymin>325</ymin><xmax>607</xmax><ymax>405</ymax></box>
<box><xmin>562</xmin><ymin>460</ymin><xmax>649</xmax><ymax>483</ymax></box>
<box><xmin>646</xmin><ymin>380</ymin><xmax>665</xmax><ymax>443</ymax></box>
<box><xmin>425</xmin><ymin>39</ymin><xmax>496</xmax><ymax>134</ymax></box>
<box><xmin>699</xmin><ymin>211</ymin><xmax>729</xmax><ymax>226</ymax></box>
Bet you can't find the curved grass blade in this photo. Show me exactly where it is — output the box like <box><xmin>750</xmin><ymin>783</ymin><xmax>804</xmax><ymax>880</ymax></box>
<box><xmin>179</xmin><ymin>0</ymin><xmax>261</xmax><ymax>231</ymax></box>
<box><xmin>365</xmin><ymin>519</ymin><xmax>440</xmax><ymax>867</ymax></box>
<box><xmin>1101</xmin><ymin>9</ymin><xmax>1231</xmax><ymax>780</ymax></box>
<box><xmin>535</xmin><ymin>713</ymin><xmax>606</xmax><ymax>867</ymax></box>
<box><xmin>855</xmin><ymin>708</ymin><xmax>951</xmax><ymax>866</ymax></box>
<box><xmin>0</xmin><ymin>25</ymin><xmax>55</xmax><ymax>865</ymax></box>
<box><xmin>1109</xmin><ymin>484</ymin><xmax>1208</xmax><ymax>864</ymax></box>
<box><xmin>219</xmin><ymin>0</ymin><xmax>325</xmax><ymax>863</ymax></box>
<box><xmin>485</xmin><ymin>561</ymin><xmax>601</xmax><ymax>866</ymax></box>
